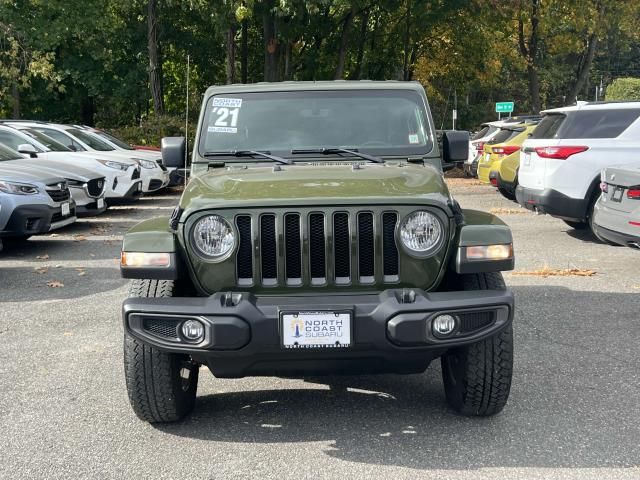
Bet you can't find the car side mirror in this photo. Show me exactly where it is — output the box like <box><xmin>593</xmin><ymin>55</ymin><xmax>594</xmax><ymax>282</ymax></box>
<box><xmin>17</xmin><ymin>143</ymin><xmax>38</xmax><ymax>157</ymax></box>
<box><xmin>442</xmin><ymin>130</ymin><xmax>469</xmax><ymax>164</ymax></box>
<box><xmin>161</xmin><ymin>136</ymin><xmax>186</xmax><ymax>169</ymax></box>
<box><xmin>68</xmin><ymin>144</ymin><xmax>78</xmax><ymax>151</ymax></box>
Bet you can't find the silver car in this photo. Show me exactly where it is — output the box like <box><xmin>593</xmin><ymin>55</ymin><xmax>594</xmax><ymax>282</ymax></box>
<box><xmin>0</xmin><ymin>146</ymin><xmax>76</xmax><ymax>245</ymax></box>
<box><xmin>593</xmin><ymin>164</ymin><xmax>640</xmax><ymax>248</ymax></box>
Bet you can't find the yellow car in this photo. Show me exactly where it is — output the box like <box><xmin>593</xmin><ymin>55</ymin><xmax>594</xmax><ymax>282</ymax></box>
<box><xmin>477</xmin><ymin>123</ymin><xmax>534</xmax><ymax>184</ymax></box>
<box><xmin>493</xmin><ymin>148</ymin><xmax>521</xmax><ymax>201</ymax></box>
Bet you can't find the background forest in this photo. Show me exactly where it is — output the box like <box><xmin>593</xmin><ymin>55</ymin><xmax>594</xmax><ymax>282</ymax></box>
<box><xmin>1</xmin><ymin>0</ymin><xmax>640</xmax><ymax>144</ymax></box>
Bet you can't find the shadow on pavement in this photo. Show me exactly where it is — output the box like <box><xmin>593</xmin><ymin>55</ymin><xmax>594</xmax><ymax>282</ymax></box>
<box><xmin>157</xmin><ymin>286</ymin><xmax>640</xmax><ymax>470</ymax></box>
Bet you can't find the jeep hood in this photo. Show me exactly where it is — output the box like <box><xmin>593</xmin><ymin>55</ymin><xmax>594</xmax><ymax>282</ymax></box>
<box><xmin>180</xmin><ymin>164</ymin><xmax>450</xmax><ymax>212</ymax></box>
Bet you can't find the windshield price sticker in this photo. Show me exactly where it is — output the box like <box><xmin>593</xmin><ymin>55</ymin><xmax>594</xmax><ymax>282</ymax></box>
<box><xmin>212</xmin><ymin>97</ymin><xmax>242</xmax><ymax>108</ymax></box>
<box><xmin>210</xmin><ymin>105</ymin><xmax>241</xmax><ymax>133</ymax></box>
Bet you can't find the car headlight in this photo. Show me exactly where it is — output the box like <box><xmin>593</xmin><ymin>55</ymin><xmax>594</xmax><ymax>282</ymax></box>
<box><xmin>192</xmin><ymin>215</ymin><xmax>235</xmax><ymax>259</ymax></box>
<box><xmin>0</xmin><ymin>180</ymin><xmax>39</xmax><ymax>195</ymax></box>
<box><xmin>399</xmin><ymin>210</ymin><xmax>443</xmax><ymax>255</ymax></box>
<box><xmin>138</xmin><ymin>159</ymin><xmax>157</xmax><ymax>169</ymax></box>
<box><xmin>98</xmin><ymin>159</ymin><xmax>130</xmax><ymax>171</ymax></box>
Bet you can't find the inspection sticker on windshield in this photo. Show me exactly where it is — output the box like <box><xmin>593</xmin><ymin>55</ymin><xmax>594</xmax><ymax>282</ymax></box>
<box><xmin>212</xmin><ymin>97</ymin><xmax>242</xmax><ymax>108</ymax></box>
<box><xmin>208</xmin><ymin>126</ymin><xmax>237</xmax><ymax>134</ymax></box>
<box><xmin>408</xmin><ymin>134</ymin><xmax>420</xmax><ymax>144</ymax></box>
<box><xmin>281</xmin><ymin>311</ymin><xmax>352</xmax><ymax>349</ymax></box>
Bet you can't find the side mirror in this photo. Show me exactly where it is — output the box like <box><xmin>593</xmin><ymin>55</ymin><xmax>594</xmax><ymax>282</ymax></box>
<box><xmin>161</xmin><ymin>137</ymin><xmax>186</xmax><ymax>169</ymax></box>
<box><xmin>68</xmin><ymin>144</ymin><xmax>78</xmax><ymax>151</ymax></box>
<box><xmin>17</xmin><ymin>143</ymin><xmax>38</xmax><ymax>157</ymax></box>
<box><xmin>442</xmin><ymin>130</ymin><xmax>470</xmax><ymax>164</ymax></box>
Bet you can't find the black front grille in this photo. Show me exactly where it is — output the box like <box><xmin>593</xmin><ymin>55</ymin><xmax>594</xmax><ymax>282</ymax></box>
<box><xmin>260</xmin><ymin>215</ymin><xmax>277</xmax><ymax>283</ymax></box>
<box><xmin>333</xmin><ymin>213</ymin><xmax>350</xmax><ymax>282</ymax></box>
<box><xmin>51</xmin><ymin>207</ymin><xmax>75</xmax><ymax>223</ymax></box>
<box><xmin>236</xmin><ymin>216</ymin><xmax>253</xmax><ymax>283</ymax></box>
<box><xmin>459</xmin><ymin>311</ymin><xmax>495</xmax><ymax>333</ymax></box>
<box><xmin>309</xmin><ymin>213</ymin><xmax>326</xmax><ymax>282</ymax></box>
<box><xmin>131</xmin><ymin>168</ymin><xmax>140</xmax><ymax>180</ymax></box>
<box><xmin>235</xmin><ymin>209</ymin><xmax>402</xmax><ymax>288</ymax></box>
<box><xmin>86</xmin><ymin>178</ymin><xmax>105</xmax><ymax>197</ymax></box>
<box><xmin>142</xmin><ymin>318</ymin><xmax>179</xmax><ymax>340</ymax></box>
<box><xmin>46</xmin><ymin>184</ymin><xmax>71</xmax><ymax>202</ymax></box>
<box><xmin>358</xmin><ymin>213</ymin><xmax>375</xmax><ymax>282</ymax></box>
<box><xmin>284</xmin><ymin>214</ymin><xmax>302</xmax><ymax>282</ymax></box>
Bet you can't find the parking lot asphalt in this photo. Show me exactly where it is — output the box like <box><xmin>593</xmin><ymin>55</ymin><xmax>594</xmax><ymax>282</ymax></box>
<box><xmin>1</xmin><ymin>180</ymin><xmax>639</xmax><ymax>480</ymax></box>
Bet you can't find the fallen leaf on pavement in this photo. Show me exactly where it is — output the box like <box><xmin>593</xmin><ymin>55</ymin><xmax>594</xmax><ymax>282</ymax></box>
<box><xmin>489</xmin><ymin>208</ymin><xmax>529</xmax><ymax>215</ymax></box>
<box><xmin>54</xmin><ymin>264</ymin><xmax>62</xmax><ymax>268</ymax></box>
<box><xmin>34</xmin><ymin>267</ymin><xmax>49</xmax><ymax>274</ymax></box>
<box><xmin>511</xmin><ymin>267</ymin><xmax>596</xmax><ymax>278</ymax></box>
<box><xmin>36</xmin><ymin>254</ymin><xmax>50</xmax><ymax>260</ymax></box>
<box><xmin>73</xmin><ymin>235</ymin><xmax>87</xmax><ymax>242</ymax></box>
<box><xmin>89</xmin><ymin>253</ymin><xmax>96</xmax><ymax>257</ymax></box>
<box><xmin>46</xmin><ymin>280</ymin><xmax>64</xmax><ymax>288</ymax></box>
<box><xmin>78</xmin><ymin>271</ymin><xmax>87</xmax><ymax>276</ymax></box>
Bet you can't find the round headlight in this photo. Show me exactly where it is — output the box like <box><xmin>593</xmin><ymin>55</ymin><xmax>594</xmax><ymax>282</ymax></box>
<box><xmin>192</xmin><ymin>215</ymin><xmax>235</xmax><ymax>258</ymax></box>
<box><xmin>399</xmin><ymin>211</ymin><xmax>443</xmax><ymax>255</ymax></box>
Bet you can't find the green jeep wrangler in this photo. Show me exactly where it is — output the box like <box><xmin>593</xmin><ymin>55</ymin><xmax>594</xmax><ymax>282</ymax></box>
<box><xmin>120</xmin><ymin>81</ymin><xmax>515</xmax><ymax>423</ymax></box>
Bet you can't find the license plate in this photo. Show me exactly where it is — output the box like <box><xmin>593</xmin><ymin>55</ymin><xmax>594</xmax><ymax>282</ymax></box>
<box><xmin>61</xmin><ymin>202</ymin><xmax>70</xmax><ymax>216</ymax></box>
<box><xmin>97</xmin><ymin>198</ymin><xmax>105</xmax><ymax>209</ymax></box>
<box><xmin>524</xmin><ymin>152</ymin><xmax>531</xmax><ymax>166</ymax></box>
<box><xmin>612</xmin><ymin>187</ymin><xmax>624</xmax><ymax>202</ymax></box>
<box><xmin>281</xmin><ymin>311</ymin><xmax>352</xmax><ymax>349</ymax></box>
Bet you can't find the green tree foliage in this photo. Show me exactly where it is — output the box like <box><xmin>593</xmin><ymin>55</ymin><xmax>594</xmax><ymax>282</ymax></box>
<box><xmin>1</xmin><ymin>0</ymin><xmax>639</xmax><ymax>135</ymax></box>
<box><xmin>606</xmin><ymin>77</ymin><xmax>640</xmax><ymax>101</ymax></box>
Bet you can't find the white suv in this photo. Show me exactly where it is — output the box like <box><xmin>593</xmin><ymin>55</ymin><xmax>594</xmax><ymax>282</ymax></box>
<box><xmin>516</xmin><ymin>102</ymin><xmax>640</xmax><ymax>235</ymax></box>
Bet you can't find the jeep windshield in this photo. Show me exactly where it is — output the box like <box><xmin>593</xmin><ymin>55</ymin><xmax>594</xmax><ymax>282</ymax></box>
<box><xmin>198</xmin><ymin>89</ymin><xmax>433</xmax><ymax>159</ymax></box>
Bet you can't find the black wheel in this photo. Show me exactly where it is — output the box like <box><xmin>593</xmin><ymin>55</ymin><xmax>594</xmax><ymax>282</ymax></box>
<box><xmin>124</xmin><ymin>279</ymin><xmax>199</xmax><ymax>423</ymax></box>
<box><xmin>563</xmin><ymin>219</ymin><xmax>588</xmax><ymax>230</ymax></box>
<box><xmin>497</xmin><ymin>186</ymin><xmax>516</xmax><ymax>201</ymax></box>
<box><xmin>441</xmin><ymin>272</ymin><xmax>513</xmax><ymax>416</ymax></box>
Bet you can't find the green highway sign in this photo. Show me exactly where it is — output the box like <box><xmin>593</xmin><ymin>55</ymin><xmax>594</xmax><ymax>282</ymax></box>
<box><xmin>496</xmin><ymin>102</ymin><xmax>514</xmax><ymax>113</ymax></box>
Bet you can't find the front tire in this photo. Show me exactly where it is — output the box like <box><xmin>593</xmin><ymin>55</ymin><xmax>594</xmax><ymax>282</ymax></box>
<box><xmin>441</xmin><ymin>272</ymin><xmax>513</xmax><ymax>416</ymax></box>
<box><xmin>123</xmin><ymin>279</ymin><xmax>199</xmax><ymax>423</ymax></box>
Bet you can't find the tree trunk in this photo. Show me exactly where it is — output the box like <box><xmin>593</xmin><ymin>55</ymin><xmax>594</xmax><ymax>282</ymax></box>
<box><xmin>283</xmin><ymin>42</ymin><xmax>291</xmax><ymax>80</ymax></box>
<box><xmin>147</xmin><ymin>0</ymin><xmax>164</xmax><ymax>115</ymax></box>
<box><xmin>334</xmin><ymin>9</ymin><xmax>354</xmax><ymax>79</ymax></box>
<box><xmin>527</xmin><ymin>65</ymin><xmax>541</xmax><ymax>113</ymax></box>
<box><xmin>353</xmin><ymin>10</ymin><xmax>369</xmax><ymax>79</ymax></box>
<box><xmin>80</xmin><ymin>92</ymin><xmax>95</xmax><ymax>126</ymax></box>
<box><xmin>518</xmin><ymin>0</ymin><xmax>541</xmax><ymax>113</ymax></box>
<box><xmin>241</xmin><ymin>19</ymin><xmax>248</xmax><ymax>83</ymax></box>
<box><xmin>402</xmin><ymin>0</ymin><xmax>411</xmax><ymax>80</ymax></box>
<box><xmin>263</xmin><ymin>1</ymin><xmax>279</xmax><ymax>82</ymax></box>
<box><xmin>11</xmin><ymin>82</ymin><xmax>20</xmax><ymax>119</ymax></box>
<box><xmin>566</xmin><ymin>32</ymin><xmax>599</xmax><ymax>103</ymax></box>
<box><xmin>226</xmin><ymin>25</ymin><xmax>237</xmax><ymax>84</ymax></box>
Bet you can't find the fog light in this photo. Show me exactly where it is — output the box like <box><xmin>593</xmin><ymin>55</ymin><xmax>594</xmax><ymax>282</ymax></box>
<box><xmin>432</xmin><ymin>314</ymin><xmax>457</xmax><ymax>337</ymax></box>
<box><xmin>181</xmin><ymin>319</ymin><xmax>204</xmax><ymax>342</ymax></box>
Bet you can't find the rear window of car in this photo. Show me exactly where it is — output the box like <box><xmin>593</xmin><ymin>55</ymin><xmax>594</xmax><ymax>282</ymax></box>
<box><xmin>471</xmin><ymin>126</ymin><xmax>490</xmax><ymax>140</ymax></box>
<box><xmin>531</xmin><ymin>109</ymin><xmax>640</xmax><ymax>139</ymax></box>
<box><xmin>488</xmin><ymin>128</ymin><xmax>522</xmax><ymax>144</ymax></box>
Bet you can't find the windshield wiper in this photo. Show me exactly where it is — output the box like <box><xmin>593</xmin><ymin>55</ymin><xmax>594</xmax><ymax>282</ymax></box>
<box><xmin>203</xmin><ymin>150</ymin><xmax>292</xmax><ymax>165</ymax></box>
<box><xmin>291</xmin><ymin>148</ymin><xmax>384</xmax><ymax>163</ymax></box>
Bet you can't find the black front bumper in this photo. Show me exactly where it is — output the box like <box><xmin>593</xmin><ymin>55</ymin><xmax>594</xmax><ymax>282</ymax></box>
<box><xmin>1</xmin><ymin>203</ymin><xmax>75</xmax><ymax>237</ymax></box>
<box><xmin>516</xmin><ymin>186</ymin><xmax>588</xmax><ymax>221</ymax></box>
<box><xmin>123</xmin><ymin>288</ymin><xmax>514</xmax><ymax>378</ymax></box>
<box><xmin>76</xmin><ymin>200</ymin><xmax>107</xmax><ymax>217</ymax></box>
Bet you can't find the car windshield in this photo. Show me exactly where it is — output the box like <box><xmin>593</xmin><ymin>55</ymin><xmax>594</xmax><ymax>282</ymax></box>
<box><xmin>0</xmin><ymin>129</ymin><xmax>45</xmax><ymax>153</ymax></box>
<box><xmin>198</xmin><ymin>89</ymin><xmax>433</xmax><ymax>158</ymax></box>
<box><xmin>20</xmin><ymin>128</ymin><xmax>72</xmax><ymax>152</ymax></box>
<box><xmin>66</xmin><ymin>128</ymin><xmax>115</xmax><ymax>151</ymax></box>
<box><xmin>95</xmin><ymin>130</ymin><xmax>135</xmax><ymax>150</ymax></box>
<box><xmin>0</xmin><ymin>143</ymin><xmax>24</xmax><ymax>161</ymax></box>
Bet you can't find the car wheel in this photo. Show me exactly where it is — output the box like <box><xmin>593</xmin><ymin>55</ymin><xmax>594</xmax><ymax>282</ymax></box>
<box><xmin>563</xmin><ymin>220</ymin><xmax>588</xmax><ymax>230</ymax></box>
<box><xmin>498</xmin><ymin>186</ymin><xmax>516</xmax><ymax>201</ymax></box>
<box><xmin>441</xmin><ymin>272</ymin><xmax>513</xmax><ymax>417</ymax></box>
<box><xmin>123</xmin><ymin>279</ymin><xmax>199</xmax><ymax>423</ymax></box>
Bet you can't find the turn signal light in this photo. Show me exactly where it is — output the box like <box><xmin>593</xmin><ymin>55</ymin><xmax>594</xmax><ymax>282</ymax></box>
<box><xmin>534</xmin><ymin>146</ymin><xmax>588</xmax><ymax>160</ymax></box>
<box><xmin>466</xmin><ymin>244</ymin><xmax>513</xmax><ymax>261</ymax></box>
<box><xmin>121</xmin><ymin>252</ymin><xmax>171</xmax><ymax>267</ymax></box>
<box><xmin>493</xmin><ymin>145</ymin><xmax>520</xmax><ymax>156</ymax></box>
